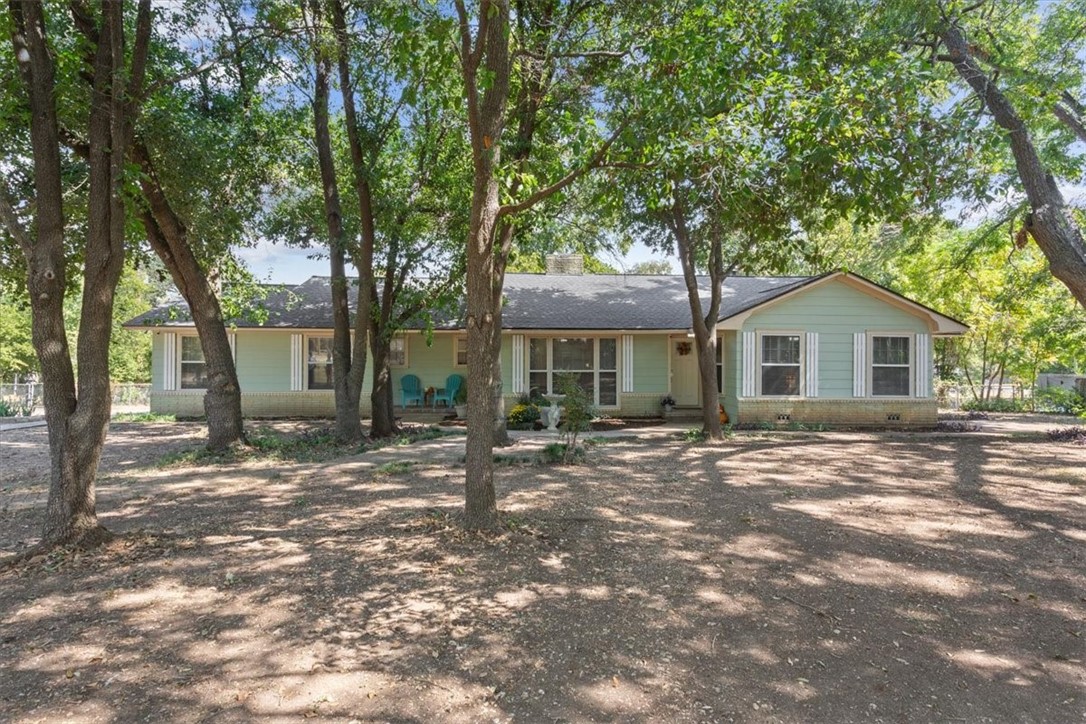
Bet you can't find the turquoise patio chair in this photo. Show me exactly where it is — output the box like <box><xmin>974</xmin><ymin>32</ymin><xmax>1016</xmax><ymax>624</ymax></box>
<box><xmin>400</xmin><ymin>374</ymin><xmax>424</xmax><ymax>408</ymax></box>
<box><xmin>432</xmin><ymin>374</ymin><xmax>464</xmax><ymax>410</ymax></box>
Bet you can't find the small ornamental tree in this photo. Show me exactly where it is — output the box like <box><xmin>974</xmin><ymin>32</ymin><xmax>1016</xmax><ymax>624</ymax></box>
<box><xmin>556</xmin><ymin>373</ymin><xmax>594</xmax><ymax>463</ymax></box>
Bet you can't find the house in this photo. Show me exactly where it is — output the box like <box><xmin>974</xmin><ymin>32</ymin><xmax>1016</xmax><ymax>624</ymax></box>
<box><xmin>124</xmin><ymin>255</ymin><xmax>968</xmax><ymax>426</ymax></box>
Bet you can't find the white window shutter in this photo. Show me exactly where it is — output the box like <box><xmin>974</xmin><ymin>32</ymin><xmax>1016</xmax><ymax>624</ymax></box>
<box><xmin>915</xmin><ymin>333</ymin><xmax>931</xmax><ymax>398</ymax></box>
<box><xmin>228</xmin><ymin>332</ymin><xmax>237</xmax><ymax>361</ymax></box>
<box><xmin>290</xmin><ymin>333</ymin><xmax>303</xmax><ymax>391</ymax></box>
<box><xmin>621</xmin><ymin>335</ymin><xmax>634</xmax><ymax>393</ymax></box>
<box><xmin>853</xmin><ymin>332</ymin><xmax>866</xmax><ymax>397</ymax></box>
<box><xmin>805</xmin><ymin>332</ymin><xmax>819</xmax><ymax>397</ymax></box>
<box><xmin>163</xmin><ymin>332</ymin><xmax>177</xmax><ymax>390</ymax></box>
<box><xmin>511</xmin><ymin>334</ymin><xmax>525</xmax><ymax>394</ymax></box>
<box><xmin>741</xmin><ymin>331</ymin><xmax>756</xmax><ymax>397</ymax></box>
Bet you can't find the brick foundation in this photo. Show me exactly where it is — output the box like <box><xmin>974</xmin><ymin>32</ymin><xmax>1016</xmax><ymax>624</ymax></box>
<box><xmin>737</xmin><ymin>398</ymin><xmax>936</xmax><ymax>427</ymax></box>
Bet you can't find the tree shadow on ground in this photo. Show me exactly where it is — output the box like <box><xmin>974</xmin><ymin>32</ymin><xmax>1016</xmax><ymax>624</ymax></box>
<box><xmin>0</xmin><ymin>426</ymin><xmax>1083</xmax><ymax>722</ymax></box>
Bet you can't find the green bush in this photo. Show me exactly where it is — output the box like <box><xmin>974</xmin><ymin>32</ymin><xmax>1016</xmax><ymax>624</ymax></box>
<box><xmin>506</xmin><ymin>402</ymin><xmax>541</xmax><ymax>426</ymax></box>
<box><xmin>0</xmin><ymin>396</ymin><xmax>33</xmax><ymax>418</ymax></box>
<box><xmin>541</xmin><ymin>441</ymin><xmax>584</xmax><ymax>463</ymax></box>
<box><xmin>1034</xmin><ymin>386</ymin><xmax>1086</xmax><ymax>416</ymax></box>
<box><xmin>962</xmin><ymin>397</ymin><xmax>1027</xmax><ymax>413</ymax></box>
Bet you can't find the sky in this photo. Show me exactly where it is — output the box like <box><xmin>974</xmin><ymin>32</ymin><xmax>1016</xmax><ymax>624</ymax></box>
<box><xmin>237</xmin><ymin>239</ymin><xmax>672</xmax><ymax>284</ymax></box>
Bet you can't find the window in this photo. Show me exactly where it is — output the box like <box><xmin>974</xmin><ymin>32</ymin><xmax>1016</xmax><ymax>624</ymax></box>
<box><xmin>390</xmin><ymin>336</ymin><xmax>407</xmax><ymax>366</ymax></box>
<box><xmin>454</xmin><ymin>336</ymin><xmax>468</xmax><ymax>366</ymax></box>
<box><xmin>598</xmin><ymin>338</ymin><xmax>617</xmax><ymax>406</ymax></box>
<box><xmin>529</xmin><ymin>338</ymin><xmax>548</xmax><ymax>396</ymax></box>
<box><xmin>180</xmin><ymin>336</ymin><xmax>207</xmax><ymax>389</ymax></box>
<box><xmin>760</xmin><ymin>334</ymin><xmax>801</xmax><ymax>396</ymax></box>
<box><xmin>527</xmin><ymin>337</ymin><xmax>618</xmax><ymax>406</ymax></box>
<box><xmin>715</xmin><ymin>335</ymin><xmax>723</xmax><ymax>392</ymax></box>
<box><xmin>871</xmin><ymin>335</ymin><xmax>911</xmax><ymax>396</ymax></box>
<box><xmin>307</xmin><ymin>336</ymin><xmax>334</xmax><ymax>390</ymax></box>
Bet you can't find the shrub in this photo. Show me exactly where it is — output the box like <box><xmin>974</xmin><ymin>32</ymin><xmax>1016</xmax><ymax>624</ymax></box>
<box><xmin>556</xmin><ymin>373</ymin><xmax>594</xmax><ymax>463</ymax></box>
<box><xmin>0</xmin><ymin>396</ymin><xmax>33</xmax><ymax>418</ymax></box>
<box><xmin>541</xmin><ymin>441</ymin><xmax>584</xmax><ymax>463</ymax></box>
<box><xmin>682</xmin><ymin>427</ymin><xmax>707</xmax><ymax>443</ymax></box>
<box><xmin>961</xmin><ymin>397</ymin><xmax>1027</xmax><ymax>413</ymax></box>
<box><xmin>506</xmin><ymin>403</ymin><xmax>541</xmax><ymax>427</ymax></box>
<box><xmin>1047</xmin><ymin>426</ymin><xmax>1086</xmax><ymax>445</ymax></box>
<box><xmin>1034</xmin><ymin>386</ymin><xmax>1086</xmax><ymax>416</ymax></box>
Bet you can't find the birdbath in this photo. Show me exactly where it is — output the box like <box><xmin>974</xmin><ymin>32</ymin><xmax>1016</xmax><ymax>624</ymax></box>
<box><xmin>543</xmin><ymin>394</ymin><xmax>565</xmax><ymax>431</ymax></box>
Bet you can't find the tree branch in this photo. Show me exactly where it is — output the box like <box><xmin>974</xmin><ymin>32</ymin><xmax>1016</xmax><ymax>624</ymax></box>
<box><xmin>496</xmin><ymin>121</ymin><xmax>624</xmax><ymax>218</ymax></box>
<box><xmin>515</xmin><ymin>47</ymin><xmax>630</xmax><ymax>60</ymax></box>
<box><xmin>0</xmin><ymin>185</ymin><xmax>33</xmax><ymax>255</ymax></box>
<box><xmin>1054</xmin><ymin>95</ymin><xmax>1086</xmax><ymax>144</ymax></box>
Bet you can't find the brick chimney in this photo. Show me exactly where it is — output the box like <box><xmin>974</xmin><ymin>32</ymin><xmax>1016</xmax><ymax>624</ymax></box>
<box><xmin>544</xmin><ymin>253</ymin><xmax>584</xmax><ymax>275</ymax></box>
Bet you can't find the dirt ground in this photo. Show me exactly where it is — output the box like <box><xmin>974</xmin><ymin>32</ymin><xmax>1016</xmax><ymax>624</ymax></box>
<box><xmin>1</xmin><ymin>417</ymin><xmax>1084</xmax><ymax>723</ymax></box>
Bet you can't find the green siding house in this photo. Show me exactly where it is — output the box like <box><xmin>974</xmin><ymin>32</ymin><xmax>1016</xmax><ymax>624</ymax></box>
<box><xmin>125</xmin><ymin>255</ymin><xmax>966</xmax><ymax>426</ymax></box>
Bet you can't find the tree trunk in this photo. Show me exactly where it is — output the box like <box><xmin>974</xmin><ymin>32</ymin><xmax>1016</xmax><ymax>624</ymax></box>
<box><xmin>134</xmin><ymin>145</ymin><xmax>246</xmax><ymax>451</ymax></box>
<box><xmin>941</xmin><ymin>25</ymin><xmax>1086</xmax><ymax>308</ymax></box>
<box><xmin>490</xmin><ymin>301</ymin><xmax>510</xmax><ymax>447</ymax></box>
<box><xmin>8</xmin><ymin>0</ymin><xmax>148</xmax><ymax>547</ymax></box>
<box><xmin>369</xmin><ymin>331</ymin><xmax>398</xmax><ymax>438</ymax></box>
<box><xmin>331</xmin><ymin>0</ymin><xmax>375</xmax><ymax>434</ymax></box>
<box><xmin>464</xmin><ymin>178</ymin><xmax>504</xmax><ymax>529</ymax></box>
<box><xmin>458</xmin><ymin>0</ymin><xmax>512</xmax><ymax>530</ymax></box>
<box><xmin>310</xmin><ymin>1</ymin><xmax>363</xmax><ymax>442</ymax></box>
<box><xmin>671</xmin><ymin>200</ymin><xmax>724</xmax><ymax>439</ymax></box>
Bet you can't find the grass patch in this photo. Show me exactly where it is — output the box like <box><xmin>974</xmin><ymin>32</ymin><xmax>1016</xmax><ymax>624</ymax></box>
<box><xmin>541</xmin><ymin>441</ymin><xmax>585</xmax><ymax>464</ymax></box>
<box><xmin>112</xmin><ymin>412</ymin><xmax>177</xmax><ymax>423</ymax></box>
<box><xmin>783</xmin><ymin>421</ymin><xmax>827</xmax><ymax>432</ymax></box>
<box><xmin>248</xmin><ymin>427</ymin><xmax>344</xmax><ymax>462</ymax></box>
<box><xmin>582</xmin><ymin>435</ymin><xmax>640</xmax><ymax>447</ymax></box>
<box><xmin>376</xmin><ymin>461</ymin><xmax>416</xmax><ymax>474</ymax></box>
<box><xmin>156</xmin><ymin>448</ymin><xmax>213</xmax><ymax>468</ymax></box>
<box><xmin>492</xmin><ymin>453</ymin><xmax>539</xmax><ymax>466</ymax></box>
<box><xmin>156</xmin><ymin>424</ymin><xmax>457</xmax><ymax>468</ymax></box>
<box><xmin>354</xmin><ymin>427</ymin><xmax>457</xmax><ymax>457</ymax></box>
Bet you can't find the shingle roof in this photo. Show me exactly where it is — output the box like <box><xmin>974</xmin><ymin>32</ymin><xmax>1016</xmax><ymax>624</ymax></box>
<box><xmin>124</xmin><ymin>273</ymin><xmax>822</xmax><ymax>331</ymax></box>
<box><xmin>500</xmin><ymin>272</ymin><xmax>818</xmax><ymax>330</ymax></box>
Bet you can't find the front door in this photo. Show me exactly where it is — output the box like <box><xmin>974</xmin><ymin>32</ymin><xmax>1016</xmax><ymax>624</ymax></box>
<box><xmin>670</xmin><ymin>338</ymin><xmax>700</xmax><ymax>406</ymax></box>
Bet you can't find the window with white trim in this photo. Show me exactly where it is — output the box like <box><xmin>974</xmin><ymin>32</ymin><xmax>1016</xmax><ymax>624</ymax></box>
<box><xmin>527</xmin><ymin>337</ymin><xmax>618</xmax><ymax>406</ymax></box>
<box><xmin>454</xmin><ymin>336</ymin><xmax>468</xmax><ymax>366</ymax></box>
<box><xmin>307</xmin><ymin>336</ymin><xmax>334</xmax><ymax>390</ymax></box>
<box><xmin>760</xmin><ymin>334</ymin><xmax>801</xmax><ymax>396</ymax></box>
<box><xmin>390</xmin><ymin>336</ymin><xmax>407</xmax><ymax>366</ymax></box>
<box><xmin>871</xmin><ymin>335</ymin><xmax>911</xmax><ymax>396</ymax></box>
<box><xmin>179</xmin><ymin>336</ymin><xmax>207</xmax><ymax>389</ymax></box>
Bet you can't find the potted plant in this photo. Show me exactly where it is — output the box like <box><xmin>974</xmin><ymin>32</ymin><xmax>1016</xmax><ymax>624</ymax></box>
<box><xmin>454</xmin><ymin>381</ymin><xmax>468</xmax><ymax>419</ymax></box>
<box><xmin>661</xmin><ymin>394</ymin><xmax>676</xmax><ymax>416</ymax></box>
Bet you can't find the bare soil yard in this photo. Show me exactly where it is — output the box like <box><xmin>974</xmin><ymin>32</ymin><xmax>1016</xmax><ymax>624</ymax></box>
<box><xmin>1</xmin><ymin>419</ymin><xmax>1084</xmax><ymax>723</ymax></box>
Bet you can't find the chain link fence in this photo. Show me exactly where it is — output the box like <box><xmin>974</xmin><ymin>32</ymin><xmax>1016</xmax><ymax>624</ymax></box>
<box><xmin>0</xmin><ymin>383</ymin><xmax>150</xmax><ymax>418</ymax></box>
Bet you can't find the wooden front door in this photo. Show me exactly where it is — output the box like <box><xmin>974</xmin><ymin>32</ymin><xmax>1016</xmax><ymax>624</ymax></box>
<box><xmin>670</xmin><ymin>338</ymin><xmax>700</xmax><ymax>406</ymax></box>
